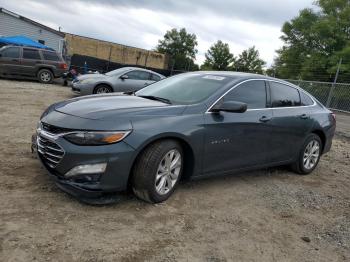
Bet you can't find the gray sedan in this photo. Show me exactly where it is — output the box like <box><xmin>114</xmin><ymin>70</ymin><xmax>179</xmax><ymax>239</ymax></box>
<box><xmin>35</xmin><ymin>71</ymin><xmax>335</xmax><ymax>204</ymax></box>
<box><xmin>71</xmin><ymin>67</ymin><xmax>165</xmax><ymax>95</ymax></box>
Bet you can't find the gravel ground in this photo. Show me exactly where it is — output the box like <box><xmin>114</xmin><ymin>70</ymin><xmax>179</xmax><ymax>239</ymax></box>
<box><xmin>0</xmin><ymin>79</ymin><xmax>349</xmax><ymax>262</ymax></box>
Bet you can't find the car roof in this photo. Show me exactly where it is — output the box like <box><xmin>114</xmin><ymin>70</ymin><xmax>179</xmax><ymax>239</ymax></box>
<box><xmin>185</xmin><ymin>70</ymin><xmax>292</xmax><ymax>84</ymax></box>
<box><xmin>122</xmin><ymin>67</ymin><xmax>165</xmax><ymax>77</ymax></box>
<box><xmin>0</xmin><ymin>45</ymin><xmax>57</xmax><ymax>53</ymax></box>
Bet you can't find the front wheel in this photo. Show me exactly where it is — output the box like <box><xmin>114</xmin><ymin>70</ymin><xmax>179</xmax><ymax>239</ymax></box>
<box><xmin>291</xmin><ymin>134</ymin><xmax>322</xmax><ymax>175</ymax></box>
<box><xmin>132</xmin><ymin>140</ymin><xmax>183</xmax><ymax>203</ymax></box>
<box><xmin>93</xmin><ymin>84</ymin><xmax>112</xmax><ymax>94</ymax></box>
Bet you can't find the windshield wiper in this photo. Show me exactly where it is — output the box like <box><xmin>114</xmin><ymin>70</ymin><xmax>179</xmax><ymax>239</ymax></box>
<box><xmin>123</xmin><ymin>91</ymin><xmax>135</xmax><ymax>95</ymax></box>
<box><xmin>138</xmin><ymin>95</ymin><xmax>172</xmax><ymax>104</ymax></box>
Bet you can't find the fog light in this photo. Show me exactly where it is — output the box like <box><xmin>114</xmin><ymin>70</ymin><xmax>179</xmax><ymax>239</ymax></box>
<box><xmin>64</xmin><ymin>163</ymin><xmax>107</xmax><ymax>178</ymax></box>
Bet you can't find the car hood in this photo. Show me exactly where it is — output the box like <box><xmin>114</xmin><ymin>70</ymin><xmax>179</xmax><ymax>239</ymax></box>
<box><xmin>54</xmin><ymin>94</ymin><xmax>186</xmax><ymax>120</ymax></box>
<box><xmin>76</xmin><ymin>73</ymin><xmax>106</xmax><ymax>81</ymax></box>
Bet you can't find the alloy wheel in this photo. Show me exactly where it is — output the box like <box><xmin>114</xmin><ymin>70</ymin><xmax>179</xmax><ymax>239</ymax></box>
<box><xmin>155</xmin><ymin>149</ymin><xmax>182</xmax><ymax>195</ymax></box>
<box><xmin>40</xmin><ymin>72</ymin><xmax>51</xmax><ymax>82</ymax></box>
<box><xmin>96</xmin><ymin>86</ymin><xmax>111</xmax><ymax>93</ymax></box>
<box><xmin>303</xmin><ymin>139</ymin><xmax>320</xmax><ymax>170</ymax></box>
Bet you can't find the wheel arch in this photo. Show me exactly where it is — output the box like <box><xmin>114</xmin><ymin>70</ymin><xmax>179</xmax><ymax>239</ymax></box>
<box><xmin>311</xmin><ymin>129</ymin><xmax>326</xmax><ymax>153</ymax></box>
<box><xmin>127</xmin><ymin>134</ymin><xmax>196</xmax><ymax>189</ymax></box>
<box><xmin>93</xmin><ymin>83</ymin><xmax>113</xmax><ymax>93</ymax></box>
<box><xmin>37</xmin><ymin>67</ymin><xmax>54</xmax><ymax>76</ymax></box>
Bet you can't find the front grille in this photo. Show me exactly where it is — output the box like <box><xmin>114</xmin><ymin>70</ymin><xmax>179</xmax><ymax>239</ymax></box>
<box><xmin>41</xmin><ymin>122</ymin><xmax>73</xmax><ymax>134</ymax></box>
<box><xmin>37</xmin><ymin>134</ymin><xmax>64</xmax><ymax>168</ymax></box>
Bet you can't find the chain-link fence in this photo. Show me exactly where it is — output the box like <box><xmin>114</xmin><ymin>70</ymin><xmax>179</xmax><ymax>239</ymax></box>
<box><xmin>286</xmin><ymin>79</ymin><xmax>350</xmax><ymax>113</ymax></box>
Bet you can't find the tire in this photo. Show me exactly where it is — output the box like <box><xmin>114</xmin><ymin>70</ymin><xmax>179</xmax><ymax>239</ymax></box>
<box><xmin>93</xmin><ymin>84</ymin><xmax>113</xmax><ymax>94</ymax></box>
<box><xmin>291</xmin><ymin>133</ymin><xmax>322</xmax><ymax>175</ymax></box>
<box><xmin>132</xmin><ymin>140</ymin><xmax>183</xmax><ymax>203</ymax></box>
<box><xmin>37</xmin><ymin>69</ymin><xmax>53</xmax><ymax>84</ymax></box>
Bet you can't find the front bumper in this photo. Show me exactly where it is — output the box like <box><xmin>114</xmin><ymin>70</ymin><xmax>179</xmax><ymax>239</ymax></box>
<box><xmin>34</xmin><ymin>129</ymin><xmax>136</xmax><ymax>204</ymax></box>
<box><xmin>71</xmin><ymin>82</ymin><xmax>94</xmax><ymax>96</ymax></box>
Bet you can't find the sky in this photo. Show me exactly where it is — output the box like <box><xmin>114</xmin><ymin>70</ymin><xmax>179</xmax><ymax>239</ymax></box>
<box><xmin>0</xmin><ymin>0</ymin><xmax>315</xmax><ymax>67</ymax></box>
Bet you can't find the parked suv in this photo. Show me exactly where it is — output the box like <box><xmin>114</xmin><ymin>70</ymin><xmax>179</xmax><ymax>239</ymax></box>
<box><xmin>0</xmin><ymin>45</ymin><xmax>67</xmax><ymax>83</ymax></box>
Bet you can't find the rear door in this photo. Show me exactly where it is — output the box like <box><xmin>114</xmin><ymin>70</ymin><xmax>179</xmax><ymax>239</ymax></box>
<box><xmin>21</xmin><ymin>48</ymin><xmax>42</xmax><ymax>77</ymax></box>
<box><xmin>118</xmin><ymin>70</ymin><xmax>152</xmax><ymax>92</ymax></box>
<box><xmin>267</xmin><ymin>81</ymin><xmax>314</xmax><ymax>163</ymax></box>
<box><xmin>203</xmin><ymin>80</ymin><xmax>274</xmax><ymax>174</ymax></box>
<box><xmin>0</xmin><ymin>46</ymin><xmax>21</xmax><ymax>76</ymax></box>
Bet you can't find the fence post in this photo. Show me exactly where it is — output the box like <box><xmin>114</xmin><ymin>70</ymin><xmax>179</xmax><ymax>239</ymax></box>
<box><xmin>326</xmin><ymin>58</ymin><xmax>342</xmax><ymax>108</ymax></box>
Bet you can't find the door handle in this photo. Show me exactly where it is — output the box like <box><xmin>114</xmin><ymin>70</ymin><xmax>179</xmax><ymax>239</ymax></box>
<box><xmin>300</xmin><ymin>114</ymin><xmax>309</xmax><ymax>119</ymax></box>
<box><xmin>259</xmin><ymin>116</ymin><xmax>271</xmax><ymax>122</ymax></box>
<box><xmin>11</xmin><ymin>59</ymin><xmax>18</xmax><ymax>62</ymax></box>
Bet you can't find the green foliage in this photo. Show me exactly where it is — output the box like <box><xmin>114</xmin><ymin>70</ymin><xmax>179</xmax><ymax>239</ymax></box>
<box><xmin>273</xmin><ymin>0</ymin><xmax>350</xmax><ymax>82</ymax></box>
<box><xmin>234</xmin><ymin>46</ymin><xmax>265</xmax><ymax>74</ymax></box>
<box><xmin>156</xmin><ymin>28</ymin><xmax>198</xmax><ymax>71</ymax></box>
<box><xmin>202</xmin><ymin>40</ymin><xmax>234</xmax><ymax>70</ymax></box>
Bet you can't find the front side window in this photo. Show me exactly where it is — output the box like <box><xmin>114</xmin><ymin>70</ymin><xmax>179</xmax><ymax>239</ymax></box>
<box><xmin>23</xmin><ymin>49</ymin><xmax>41</xmax><ymax>60</ymax></box>
<box><xmin>151</xmin><ymin>74</ymin><xmax>161</xmax><ymax>81</ymax></box>
<box><xmin>1</xmin><ymin>47</ymin><xmax>20</xmax><ymax>58</ymax></box>
<box><xmin>42</xmin><ymin>51</ymin><xmax>60</xmax><ymax>61</ymax></box>
<box><xmin>125</xmin><ymin>70</ymin><xmax>151</xmax><ymax>80</ymax></box>
<box><xmin>223</xmin><ymin>80</ymin><xmax>267</xmax><ymax>109</ymax></box>
<box><xmin>136</xmin><ymin>73</ymin><xmax>233</xmax><ymax>105</ymax></box>
<box><xmin>270</xmin><ymin>82</ymin><xmax>301</xmax><ymax>107</ymax></box>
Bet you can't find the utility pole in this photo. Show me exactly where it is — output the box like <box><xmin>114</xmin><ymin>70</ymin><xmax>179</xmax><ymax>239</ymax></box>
<box><xmin>326</xmin><ymin>58</ymin><xmax>342</xmax><ymax>108</ymax></box>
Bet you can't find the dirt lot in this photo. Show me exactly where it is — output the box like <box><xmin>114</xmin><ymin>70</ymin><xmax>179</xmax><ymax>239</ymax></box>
<box><xmin>0</xmin><ymin>79</ymin><xmax>349</xmax><ymax>262</ymax></box>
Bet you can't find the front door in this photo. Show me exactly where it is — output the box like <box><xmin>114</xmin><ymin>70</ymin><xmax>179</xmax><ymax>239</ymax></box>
<box><xmin>202</xmin><ymin>80</ymin><xmax>273</xmax><ymax>175</ymax></box>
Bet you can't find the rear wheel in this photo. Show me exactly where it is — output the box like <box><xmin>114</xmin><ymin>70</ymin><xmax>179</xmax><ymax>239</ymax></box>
<box><xmin>132</xmin><ymin>140</ymin><xmax>183</xmax><ymax>203</ymax></box>
<box><xmin>291</xmin><ymin>133</ymin><xmax>322</xmax><ymax>175</ymax></box>
<box><xmin>93</xmin><ymin>84</ymin><xmax>112</xmax><ymax>94</ymax></box>
<box><xmin>38</xmin><ymin>69</ymin><xmax>53</xmax><ymax>84</ymax></box>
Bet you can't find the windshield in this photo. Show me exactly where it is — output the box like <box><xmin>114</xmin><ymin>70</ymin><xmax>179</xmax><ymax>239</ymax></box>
<box><xmin>136</xmin><ymin>73</ymin><xmax>233</xmax><ymax>105</ymax></box>
<box><xmin>105</xmin><ymin>67</ymin><xmax>130</xmax><ymax>76</ymax></box>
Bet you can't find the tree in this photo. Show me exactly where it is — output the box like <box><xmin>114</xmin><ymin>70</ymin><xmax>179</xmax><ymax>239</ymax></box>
<box><xmin>234</xmin><ymin>46</ymin><xmax>265</xmax><ymax>73</ymax></box>
<box><xmin>272</xmin><ymin>0</ymin><xmax>350</xmax><ymax>81</ymax></box>
<box><xmin>156</xmin><ymin>28</ymin><xmax>198</xmax><ymax>71</ymax></box>
<box><xmin>202</xmin><ymin>40</ymin><xmax>234</xmax><ymax>70</ymax></box>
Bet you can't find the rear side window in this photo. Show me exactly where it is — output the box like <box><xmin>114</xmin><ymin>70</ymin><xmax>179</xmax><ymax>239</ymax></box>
<box><xmin>151</xmin><ymin>74</ymin><xmax>161</xmax><ymax>81</ymax></box>
<box><xmin>125</xmin><ymin>70</ymin><xmax>151</xmax><ymax>80</ymax></box>
<box><xmin>23</xmin><ymin>49</ymin><xmax>41</xmax><ymax>60</ymax></box>
<box><xmin>300</xmin><ymin>91</ymin><xmax>314</xmax><ymax>106</ymax></box>
<box><xmin>223</xmin><ymin>80</ymin><xmax>267</xmax><ymax>109</ymax></box>
<box><xmin>42</xmin><ymin>51</ymin><xmax>60</xmax><ymax>61</ymax></box>
<box><xmin>1</xmin><ymin>47</ymin><xmax>20</xmax><ymax>58</ymax></box>
<box><xmin>269</xmin><ymin>82</ymin><xmax>301</xmax><ymax>107</ymax></box>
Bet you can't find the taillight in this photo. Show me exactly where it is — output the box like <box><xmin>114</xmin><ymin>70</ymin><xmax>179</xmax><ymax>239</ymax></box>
<box><xmin>59</xmin><ymin>63</ymin><xmax>68</xmax><ymax>70</ymax></box>
<box><xmin>331</xmin><ymin>112</ymin><xmax>336</xmax><ymax>122</ymax></box>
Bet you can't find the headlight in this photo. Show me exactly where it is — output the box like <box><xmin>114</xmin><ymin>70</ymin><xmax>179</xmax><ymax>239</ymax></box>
<box><xmin>64</xmin><ymin>131</ymin><xmax>131</xmax><ymax>145</ymax></box>
<box><xmin>79</xmin><ymin>78</ymin><xmax>95</xmax><ymax>84</ymax></box>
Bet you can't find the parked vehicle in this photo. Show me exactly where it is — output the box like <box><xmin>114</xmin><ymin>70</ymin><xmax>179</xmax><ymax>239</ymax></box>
<box><xmin>0</xmin><ymin>45</ymin><xmax>67</xmax><ymax>83</ymax></box>
<box><xmin>71</xmin><ymin>67</ymin><xmax>165</xmax><ymax>95</ymax></box>
<box><xmin>33</xmin><ymin>72</ymin><xmax>335</xmax><ymax>204</ymax></box>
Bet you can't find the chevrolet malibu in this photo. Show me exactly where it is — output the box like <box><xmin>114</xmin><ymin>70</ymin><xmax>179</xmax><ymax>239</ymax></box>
<box><xmin>35</xmin><ymin>72</ymin><xmax>336</xmax><ymax>204</ymax></box>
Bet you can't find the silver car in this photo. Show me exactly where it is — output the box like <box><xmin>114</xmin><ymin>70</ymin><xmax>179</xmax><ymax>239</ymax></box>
<box><xmin>71</xmin><ymin>67</ymin><xmax>165</xmax><ymax>95</ymax></box>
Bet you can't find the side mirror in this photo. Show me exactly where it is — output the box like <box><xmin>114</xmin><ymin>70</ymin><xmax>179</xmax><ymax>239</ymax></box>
<box><xmin>211</xmin><ymin>101</ymin><xmax>247</xmax><ymax>113</ymax></box>
<box><xmin>0</xmin><ymin>53</ymin><xmax>2</xmax><ymax>57</ymax></box>
<box><xmin>120</xmin><ymin>75</ymin><xmax>128</xmax><ymax>80</ymax></box>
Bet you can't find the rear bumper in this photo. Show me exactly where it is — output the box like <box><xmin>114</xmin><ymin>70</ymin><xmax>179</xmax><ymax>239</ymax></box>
<box><xmin>323</xmin><ymin>124</ymin><xmax>336</xmax><ymax>154</ymax></box>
